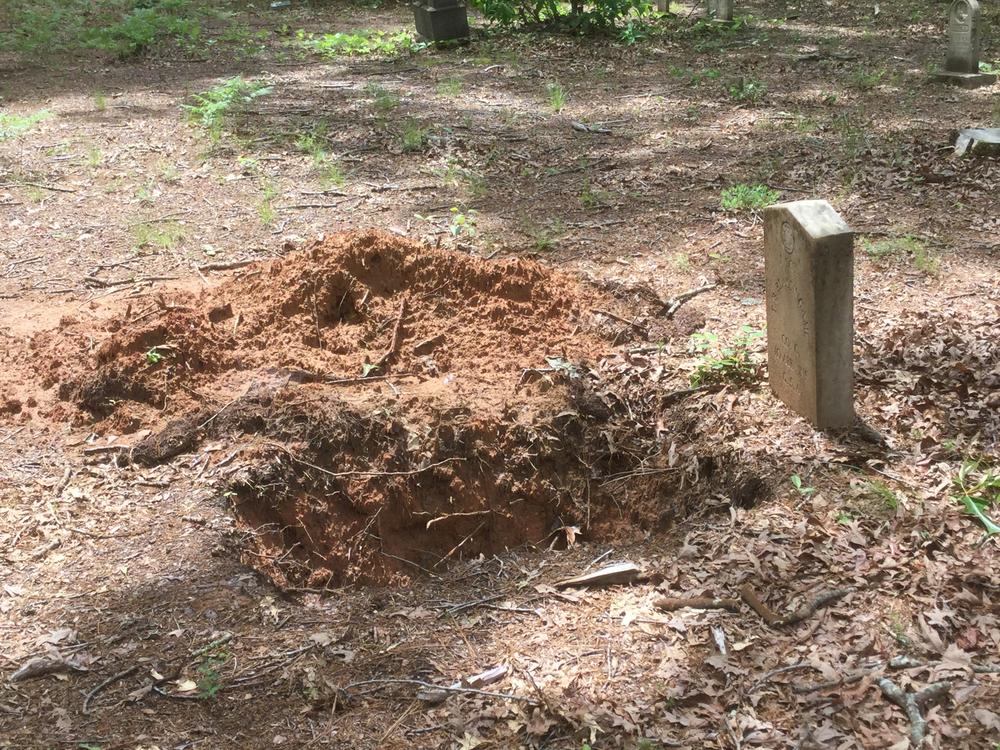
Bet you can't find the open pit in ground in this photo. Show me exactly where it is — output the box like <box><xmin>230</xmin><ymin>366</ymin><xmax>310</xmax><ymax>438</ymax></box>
<box><xmin>4</xmin><ymin>231</ymin><xmax>752</xmax><ymax>588</ymax></box>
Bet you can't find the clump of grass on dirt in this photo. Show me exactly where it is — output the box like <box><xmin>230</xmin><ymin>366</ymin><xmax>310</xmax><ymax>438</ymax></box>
<box><xmin>546</xmin><ymin>82</ymin><xmax>567</xmax><ymax>113</ymax></box>
<box><xmin>258</xmin><ymin>181</ymin><xmax>280</xmax><ymax>226</ymax></box>
<box><xmin>295</xmin><ymin>29</ymin><xmax>415</xmax><ymax>57</ymax></box>
<box><xmin>133</xmin><ymin>220</ymin><xmax>184</xmax><ymax>250</ymax></box>
<box><xmin>365</xmin><ymin>84</ymin><xmax>400</xmax><ymax>115</ymax></box>
<box><xmin>689</xmin><ymin>325</ymin><xmax>763</xmax><ymax>387</ymax></box>
<box><xmin>862</xmin><ymin>234</ymin><xmax>938</xmax><ymax>275</ymax></box>
<box><xmin>729</xmin><ymin>77</ymin><xmax>766</xmax><ymax>104</ymax></box>
<box><xmin>401</xmin><ymin>121</ymin><xmax>430</xmax><ymax>152</ymax></box>
<box><xmin>720</xmin><ymin>183</ymin><xmax>779</xmax><ymax>212</ymax></box>
<box><xmin>182</xmin><ymin>77</ymin><xmax>272</xmax><ymax>141</ymax></box>
<box><xmin>0</xmin><ymin>110</ymin><xmax>52</xmax><ymax>140</ymax></box>
<box><xmin>849</xmin><ymin>65</ymin><xmax>887</xmax><ymax>91</ymax></box>
<box><xmin>579</xmin><ymin>181</ymin><xmax>612</xmax><ymax>209</ymax></box>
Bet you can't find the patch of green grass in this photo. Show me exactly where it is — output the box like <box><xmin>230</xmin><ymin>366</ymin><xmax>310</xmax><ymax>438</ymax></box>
<box><xmin>835</xmin><ymin>510</ymin><xmax>856</xmax><ymax>525</ymax></box>
<box><xmin>88</xmin><ymin>0</ymin><xmax>205</xmax><ymax>58</ymax></box>
<box><xmin>689</xmin><ymin>325</ymin><xmax>763</xmax><ymax>387</ymax></box>
<box><xmin>94</xmin><ymin>92</ymin><xmax>108</xmax><ymax>111</ymax></box>
<box><xmin>401</xmin><ymin>121</ymin><xmax>429</xmax><ymax>152</ymax></box>
<box><xmin>182</xmin><ymin>77</ymin><xmax>271</xmax><ymax>141</ymax></box>
<box><xmin>849</xmin><ymin>66</ymin><xmax>887</xmax><ymax>91</ymax></box>
<box><xmin>0</xmin><ymin>110</ymin><xmax>52</xmax><ymax>140</ymax></box>
<box><xmin>951</xmin><ymin>460</ymin><xmax>1000</xmax><ymax>537</ymax></box>
<box><xmin>133</xmin><ymin>220</ymin><xmax>184</xmax><ymax>250</ymax></box>
<box><xmin>729</xmin><ymin>77</ymin><xmax>766</xmax><ymax>104</ymax></box>
<box><xmin>527</xmin><ymin>219</ymin><xmax>565</xmax><ymax>251</ymax></box>
<box><xmin>435</xmin><ymin>160</ymin><xmax>488</xmax><ymax>199</ymax></box>
<box><xmin>85</xmin><ymin>146</ymin><xmax>103</xmax><ymax>168</ymax></box>
<box><xmin>578</xmin><ymin>181</ymin><xmax>612</xmax><ymax>209</ymax></box>
<box><xmin>295</xmin><ymin>28</ymin><xmax>415</xmax><ymax>58</ymax></box>
<box><xmin>861</xmin><ymin>235</ymin><xmax>937</xmax><ymax>275</ymax></box>
<box><xmin>865</xmin><ymin>480</ymin><xmax>899</xmax><ymax>511</ymax></box>
<box><xmin>720</xmin><ymin>183</ymin><xmax>779</xmax><ymax>212</ymax></box>
<box><xmin>436</xmin><ymin>77</ymin><xmax>463</xmax><ymax>97</ymax></box>
<box><xmin>671</xmin><ymin>251</ymin><xmax>690</xmax><ymax>270</ymax></box>
<box><xmin>258</xmin><ymin>181</ymin><xmax>279</xmax><ymax>226</ymax></box>
<box><xmin>546</xmin><ymin>82</ymin><xmax>566</xmax><ymax>113</ymax></box>
<box><xmin>365</xmin><ymin>84</ymin><xmax>400</xmax><ymax>115</ymax></box>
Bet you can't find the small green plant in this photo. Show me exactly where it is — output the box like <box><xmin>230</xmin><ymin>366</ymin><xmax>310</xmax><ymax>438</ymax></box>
<box><xmin>527</xmin><ymin>219</ymin><xmax>565</xmax><ymax>251</ymax></box>
<box><xmin>182</xmin><ymin>77</ymin><xmax>272</xmax><ymax>140</ymax></box>
<box><xmin>861</xmin><ymin>235</ymin><xmax>937</xmax><ymax>275</ymax></box>
<box><xmin>401</xmin><ymin>121</ymin><xmax>429</xmax><ymax>152</ymax></box>
<box><xmin>729</xmin><ymin>77</ymin><xmax>766</xmax><ymax>104</ymax></box>
<box><xmin>258</xmin><ymin>181</ymin><xmax>279</xmax><ymax>226</ymax></box>
<box><xmin>365</xmin><ymin>84</ymin><xmax>400</xmax><ymax>115</ymax></box>
<box><xmin>436</xmin><ymin>77</ymin><xmax>463</xmax><ymax>97</ymax></box>
<box><xmin>295</xmin><ymin>29</ymin><xmax>415</xmax><ymax>58</ymax></box>
<box><xmin>689</xmin><ymin>325</ymin><xmax>764</xmax><ymax>387</ymax></box>
<box><xmin>546</xmin><ymin>82</ymin><xmax>566</xmax><ymax>113</ymax></box>
<box><xmin>791</xmin><ymin>474</ymin><xmax>816</xmax><ymax>498</ymax></box>
<box><xmin>865</xmin><ymin>480</ymin><xmax>899</xmax><ymax>511</ymax></box>
<box><xmin>952</xmin><ymin>460</ymin><xmax>1000</xmax><ymax>537</ymax></box>
<box><xmin>133</xmin><ymin>220</ymin><xmax>184</xmax><ymax>250</ymax></box>
<box><xmin>196</xmin><ymin>652</ymin><xmax>228</xmax><ymax>699</ymax></box>
<box><xmin>449</xmin><ymin>207</ymin><xmax>477</xmax><ymax>237</ymax></box>
<box><xmin>86</xmin><ymin>0</ymin><xmax>205</xmax><ymax>59</ymax></box>
<box><xmin>720</xmin><ymin>183</ymin><xmax>779</xmax><ymax>212</ymax></box>
<box><xmin>835</xmin><ymin>510</ymin><xmax>856</xmax><ymax>525</ymax></box>
<box><xmin>85</xmin><ymin>146</ymin><xmax>103</xmax><ymax>168</ymax></box>
<box><xmin>849</xmin><ymin>66</ymin><xmax>886</xmax><ymax>91</ymax></box>
<box><xmin>911</xmin><ymin>242</ymin><xmax>939</xmax><ymax>276</ymax></box>
<box><xmin>145</xmin><ymin>347</ymin><xmax>164</xmax><ymax>365</ymax></box>
<box><xmin>0</xmin><ymin>109</ymin><xmax>51</xmax><ymax>140</ymax></box>
<box><xmin>579</xmin><ymin>181</ymin><xmax>612</xmax><ymax>209</ymax></box>
<box><xmin>94</xmin><ymin>92</ymin><xmax>108</xmax><ymax>111</ymax></box>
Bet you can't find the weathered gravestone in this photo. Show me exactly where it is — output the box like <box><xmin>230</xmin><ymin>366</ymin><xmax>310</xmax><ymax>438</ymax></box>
<box><xmin>412</xmin><ymin>0</ymin><xmax>470</xmax><ymax>43</ymax></box>
<box><xmin>764</xmin><ymin>200</ymin><xmax>855</xmax><ymax>430</ymax></box>
<box><xmin>707</xmin><ymin>0</ymin><xmax>733</xmax><ymax>21</ymax></box>
<box><xmin>935</xmin><ymin>0</ymin><xmax>996</xmax><ymax>88</ymax></box>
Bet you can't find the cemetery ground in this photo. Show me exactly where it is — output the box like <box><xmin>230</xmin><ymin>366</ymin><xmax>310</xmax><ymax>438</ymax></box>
<box><xmin>1</xmin><ymin>0</ymin><xmax>999</xmax><ymax>747</ymax></box>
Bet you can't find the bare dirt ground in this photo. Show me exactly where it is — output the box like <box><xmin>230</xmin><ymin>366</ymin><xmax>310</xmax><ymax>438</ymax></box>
<box><xmin>1</xmin><ymin>0</ymin><xmax>999</xmax><ymax>748</ymax></box>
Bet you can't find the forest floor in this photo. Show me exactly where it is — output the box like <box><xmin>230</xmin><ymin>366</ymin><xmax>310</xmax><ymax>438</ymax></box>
<box><xmin>1</xmin><ymin>0</ymin><xmax>999</xmax><ymax>748</ymax></box>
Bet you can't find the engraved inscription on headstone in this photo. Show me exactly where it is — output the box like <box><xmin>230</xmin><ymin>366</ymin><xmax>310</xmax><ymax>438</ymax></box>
<box><xmin>936</xmin><ymin>0</ymin><xmax>997</xmax><ymax>88</ymax></box>
<box><xmin>764</xmin><ymin>200</ymin><xmax>855</xmax><ymax>430</ymax></box>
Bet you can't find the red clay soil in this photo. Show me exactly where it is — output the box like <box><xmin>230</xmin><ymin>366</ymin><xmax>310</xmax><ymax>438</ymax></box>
<box><xmin>4</xmin><ymin>230</ymin><xmax>712</xmax><ymax>589</ymax></box>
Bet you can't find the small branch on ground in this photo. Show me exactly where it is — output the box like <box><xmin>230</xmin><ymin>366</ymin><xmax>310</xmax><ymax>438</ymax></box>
<box><xmin>739</xmin><ymin>585</ymin><xmax>853</xmax><ymax>627</ymax></box>
<box><xmin>662</xmin><ymin>283</ymin><xmax>716</xmax><ymax>318</ymax></box>
<box><xmin>82</xmin><ymin>665</ymin><xmax>139</xmax><ymax>715</ymax></box>
<box><xmin>878</xmin><ymin>678</ymin><xmax>950</xmax><ymax>747</ymax></box>
<box><xmin>373</xmin><ymin>297</ymin><xmax>407</xmax><ymax>373</ymax></box>
<box><xmin>654</xmin><ymin>596</ymin><xmax>740</xmax><ymax>612</ymax></box>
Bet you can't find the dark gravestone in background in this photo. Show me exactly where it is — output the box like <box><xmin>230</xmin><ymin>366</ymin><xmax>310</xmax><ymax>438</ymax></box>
<box><xmin>412</xmin><ymin>0</ymin><xmax>470</xmax><ymax>43</ymax></box>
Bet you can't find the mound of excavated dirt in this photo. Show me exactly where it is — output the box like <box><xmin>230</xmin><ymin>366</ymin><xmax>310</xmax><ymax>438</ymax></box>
<box><xmin>11</xmin><ymin>231</ymin><xmax>721</xmax><ymax>587</ymax></box>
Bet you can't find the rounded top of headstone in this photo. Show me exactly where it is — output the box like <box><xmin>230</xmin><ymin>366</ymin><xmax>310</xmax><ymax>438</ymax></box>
<box><xmin>951</xmin><ymin>0</ymin><xmax>979</xmax><ymax>20</ymax></box>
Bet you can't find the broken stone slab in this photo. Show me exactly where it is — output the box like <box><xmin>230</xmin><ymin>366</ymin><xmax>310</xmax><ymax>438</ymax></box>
<box><xmin>935</xmin><ymin>0</ymin><xmax>997</xmax><ymax>88</ymax></box>
<box><xmin>764</xmin><ymin>200</ymin><xmax>855</xmax><ymax>430</ymax></box>
<box><xmin>954</xmin><ymin>127</ymin><xmax>1000</xmax><ymax>156</ymax></box>
<box><xmin>554</xmin><ymin>562</ymin><xmax>641</xmax><ymax>589</ymax></box>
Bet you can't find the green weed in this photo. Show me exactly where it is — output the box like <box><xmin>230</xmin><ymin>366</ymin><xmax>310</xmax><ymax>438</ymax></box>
<box><xmin>436</xmin><ymin>77</ymin><xmax>463</xmax><ymax>97</ymax></box>
<box><xmin>182</xmin><ymin>77</ymin><xmax>272</xmax><ymax>140</ymax></box>
<box><xmin>133</xmin><ymin>220</ymin><xmax>184</xmax><ymax>250</ymax></box>
<box><xmin>365</xmin><ymin>84</ymin><xmax>400</xmax><ymax>114</ymax></box>
<box><xmin>449</xmin><ymin>207</ymin><xmax>477</xmax><ymax>237</ymax></box>
<box><xmin>791</xmin><ymin>474</ymin><xmax>816</xmax><ymax>498</ymax></box>
<box><xmin>527</xmin><ymin>219</ymin><xmax>565</xmax><ymax>251</ymax></box>
<box><xmin>720</xmin><ymin>183</ymin><xmax>779</xmax><ymax>212</ymax></box>
<box><xmin>0</xmin><ymin>110</ymin><xmax>52</xmax><ymax>140</ymax></box>
<box><xmin>579</xmin><ymin>181</ymin><xmax>612</xmax><ymax>209</ymax></box>
<box><xmin>196</xmin><ymin>651</ymin><xmax>229</xmax><ymax>699</ymax></box>
<box><xmin>865</xmin><ymin>480</ymin><xmax>899</xmax><ymax>511</ymax></box>
<box><xmin>861</xmin><ymin>235</ymin><xmax>937</xmax><ymax>275</ymax></box>
<box><xmin>94</xmin><ymin>92</ymin><xmax>108</xmax><ymax>111</ymax></box>
<box><xmin>729</xmin><ymin>77</ymin><xmax>766</xmax><ymax>104</ymax></box>
<box><xmin>401</xmin><ymin>121</ymin><xmax>429</xmax><ymax>152</ymax></box>
<box><xmin>85</xmin><ymin>146</ymin><xmax>103</xmax><ymax>168</ymax></box>
<box><xmin>546</xmin><ymin>82</ymin><xmax>567</xmax><ymax>113</ymax></box>
<box><xmin>689</xmin><ymin>325</ymin><xmax>763</xmax><ymax>387</ymax></box>
<box><xmin>258</xmin><ymin>181</ymin><xmax>279</xmax><ymax>226</ymax></box>
<box><xmin>849</xmin><ymin>66</ymin><xmax>886</xmax><ymax>91</ymax></box>
<box><xmin>952</xmin><ymin>460</ymin><xmax>1000</xmax><ymax>537</ymax></box>
<box><xmin>295</xmin><ymin>29</ymin><xmax>415</xmax><ymax>58</ymax></box>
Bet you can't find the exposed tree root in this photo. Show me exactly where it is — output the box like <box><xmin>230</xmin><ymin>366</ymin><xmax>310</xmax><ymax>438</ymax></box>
<box><xmin>739</xmin><ymin>585</ymin><xmax>853</xmax><ymax>627</ymax></box>
<box><xmin>654</xmin><ymin>596</ymin><xmax>740</xmax><ymax>612</ymax></box>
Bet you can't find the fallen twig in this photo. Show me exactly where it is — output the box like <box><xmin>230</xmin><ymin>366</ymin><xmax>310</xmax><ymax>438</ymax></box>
<box><xmin>343</xmin><ymin>677</ymin><xmax>534</xmax><ymax>703</ymax></box>
<box><xmin>82</xmin><ymin>666</ymin><xmax>139</xmax><ymax>715</ymax></box>
<box><xmin>654</xmin><ymin>596</ymin><xmax>739</xmax><ymax>612</ymax></box>
<box><xmin>660</xmin><ymin>383</ymin><xmax>721</xmax><ymax>406</ymax></box>
<box><xmin>197</xmin><ymin>259</ymin><xmax>257</xmax><ymax>272</ymax></box>
<box><xmin>592</xmin><ymin>308</ymin><xmax>647</xmax><ymax>334</ymax></box>
<box><xmin>739</xmin><ymin>585</ymin><xmax>852</xmax><ymax>627</ymax></box>
<box><xmin>878</xmin><ymin>678</ymin><xmax>950</xmax><ymax>747</ymax></box>
<box><xmin>663</xmin><ymin>283</ymin><xmax>716</xmax><ymax>318</ymax></box>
